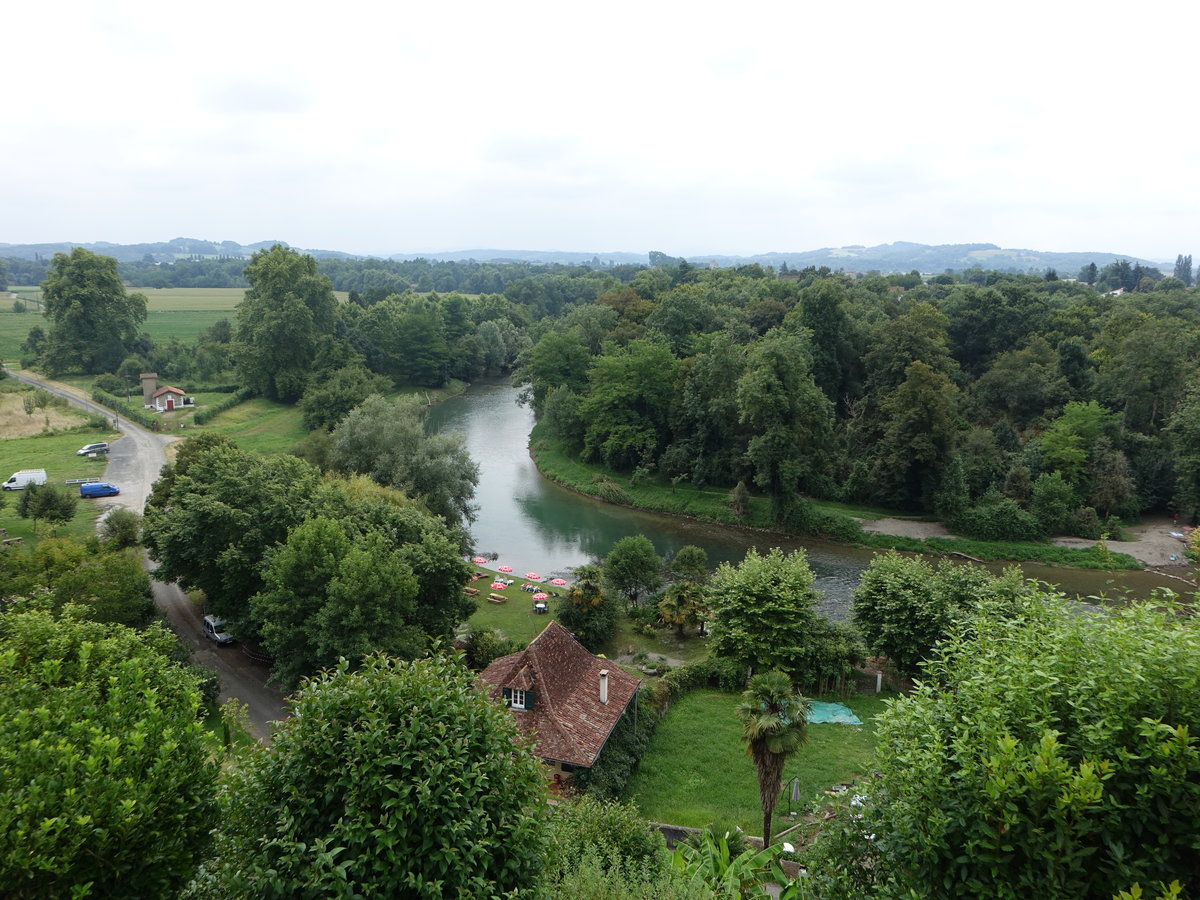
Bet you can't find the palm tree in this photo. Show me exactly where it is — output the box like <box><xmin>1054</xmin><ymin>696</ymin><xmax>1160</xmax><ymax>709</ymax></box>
<box><xmin>735</xmin><ymin>670</ymin><xmax>808</xmax><ymax>847</ymax></box>
<box><xmin>565</xmin><ymin>563</ymin><xmax>604</xmax><ymax>606</ymax></box>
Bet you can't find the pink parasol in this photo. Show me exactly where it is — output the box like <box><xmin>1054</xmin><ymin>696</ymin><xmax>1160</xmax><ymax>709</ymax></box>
<box><xmin>525</xmin><ymin>572</ymin><xmax>542</xmax><ymax>581</ymax></box>
<box><xmin>490</xmin><ymin>582</ymin><xmax>507</xmax><ymax>591</ymax></box>
<box><xmin>532</xmin><ymin>592</ymin><xmax>549</xmax><ymax>600</ymax></box>
<box><xmin>471</xmin><ymin>557</ymin><xmax>487</xmax><ymax>564</ymax></box>
<box><xmin>498</xmin><ymin>565</ymin><xmax>514</xmax><ymax>573</ymax></box>
<box><xmin>549</xmin><ymin>578</ymin><xmax>568</xmax><ymax>586</ymax></box>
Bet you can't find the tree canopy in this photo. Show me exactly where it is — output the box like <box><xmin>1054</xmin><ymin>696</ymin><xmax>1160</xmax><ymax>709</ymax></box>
<box><xmin>38</xmin><ymin>247</ymin><xmax>147</xmax><ymax>374</ymax></box>
<box><xmin>0</xmin><ymin>605</ymin><xmax>218</xmax><ymax>899</ymax></box>
<box><xmin>192</xmin><ymin>654</ymin><xmax>548</xmax><ymax>898</ymax></box>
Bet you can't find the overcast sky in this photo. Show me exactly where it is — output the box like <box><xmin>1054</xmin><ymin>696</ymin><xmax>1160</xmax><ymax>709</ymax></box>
<box><xmin>6</xmin><ymin>1</ymin><xmax>1197</xmax><ymax>261</ymax></box>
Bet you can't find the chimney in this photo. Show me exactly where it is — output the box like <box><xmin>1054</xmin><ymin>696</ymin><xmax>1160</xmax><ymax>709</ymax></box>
<box><xmin>599</xmin><ymin>669</ymin><xmax>609</xmax><ymax>705</ymax></box>
<box><xmin>140</xmin><ymin>373</ymin><xmax>158</xmax><ymax>407</ymax></box>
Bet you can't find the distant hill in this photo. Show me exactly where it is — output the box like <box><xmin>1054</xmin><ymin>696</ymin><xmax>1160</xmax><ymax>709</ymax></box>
<box><xmin>0</xmin><ymin>238</ymin><xmax>1167</xmax><ymax>273</ymax></box>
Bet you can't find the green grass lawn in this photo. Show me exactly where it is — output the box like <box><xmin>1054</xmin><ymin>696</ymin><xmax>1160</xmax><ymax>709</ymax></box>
<box><xmin>0</xmin><ymin>429</ymin><xmax>122</xmax><ymax>543</ymax></box>
<box><xmin>193</xmin><ymin>397</ymin><xmax>308</xmax><ymax>454</ymax></box>
<box><xmin>623</xmin><ymin>689</ymin><xmax>891</xmax><ymax>836</ymax></box>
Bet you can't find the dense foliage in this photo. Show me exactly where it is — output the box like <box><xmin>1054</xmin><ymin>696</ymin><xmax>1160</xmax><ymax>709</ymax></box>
<box><xmin>0</xmin><ymin>605</ymin><xmax>218</xmax><ymax>899</ymax></box>
<box><xmin>191</xmin><ymin>654</ymin><xmax>548</xmax><ymax>899</ymax></box>
<box><xmin>807</xmin><ymin>591</ymin><xmax>1200</xmax><ymax>898</ymax></box>
<box><xmin>708</xmin><ymin>548</ymin><xmax>865</xmax><ymax>691</ymax></box>
<box><xmin>142</xmin><ymin>438</ymin><xmax>473</xmax><ymax>676</ymax></box>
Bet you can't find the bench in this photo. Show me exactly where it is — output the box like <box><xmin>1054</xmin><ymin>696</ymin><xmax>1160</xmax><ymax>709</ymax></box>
<box><xmin>463</xmin><ymin>586</ymin><xmax>480</xmax><ymax>596</ymax></box>
<box><xmin>488</xmin><ymin>593</ymin><xmax>507</xmax><ymax>604</ymax></box>
<box><xmin>2</xmin><ymin>537</ymin><xmax>24</xmax><ymax>546</ymax></box>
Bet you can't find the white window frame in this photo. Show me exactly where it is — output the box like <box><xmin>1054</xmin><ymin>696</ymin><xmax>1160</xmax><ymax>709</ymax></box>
<box><xmin>510</xmin><ymin>688</ymin><xmax>526</xmax><ymax>710</ymax></box>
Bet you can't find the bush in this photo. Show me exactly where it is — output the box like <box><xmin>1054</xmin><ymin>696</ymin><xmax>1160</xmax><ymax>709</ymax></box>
<box><xmin>1072</xmin><ymin>505</ymin><xmax>1103</xmax><ymax>539</ymax></box>
<box><xmin>100</xmin><ymin>508</ymin><xmax>141</xmax><ymax>549</ymax></box>
<box><xmin>462</xmin><ymin>626</ymin><xmax>522</xmax><ymax>670</ymax></box>
<box><xmin>951</xmin><ymin>494</ymin><xmax>1044</xmax><ymax>542</ymax></box>
<box><xmin>591</xmin><ymin>475</ymin><xmax>633</xmax><ymax>506</ymax></box>
<box><xmin>92</xmin><ymin>389</ymin><xmax>158</xmax><ymax>429</ymax></box>
<box><xmin>573</xmin><ymin>690</ymin><xmax>656</xmax><ymax>799</ymax></box>
<box><xmin>808</xmin><ymin>591</ymin><xmax>1200</xmax><ymax>898</ymax></box>
<box><xmin>546</xmin><ymin>795</ymin><xmax>667</xmax><ymax>875</ymax></box>
<box><xmin>92</xmin><ymin>373</ymin><xmax>124</xmax><ymax>394</ymax></box>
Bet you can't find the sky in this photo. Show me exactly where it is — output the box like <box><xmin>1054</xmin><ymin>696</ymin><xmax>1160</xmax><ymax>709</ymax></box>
<box><xmin>6</xmin><ymin>1</ymin><xmax>1199</xmax><ymax>262</ymax></box>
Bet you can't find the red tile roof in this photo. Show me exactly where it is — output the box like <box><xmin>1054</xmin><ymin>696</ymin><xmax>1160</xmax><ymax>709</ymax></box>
<box><xmin>151</xmin><ymin>385</ymin><xmax>186</xmax><ymax>398</ymax></box>
<box><xmin>479</xmin><ymin>621</ymin><xmax>640</xmax><ymax>767</ymax></box>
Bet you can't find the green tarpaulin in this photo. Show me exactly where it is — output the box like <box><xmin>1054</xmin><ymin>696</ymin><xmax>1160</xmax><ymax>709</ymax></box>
<box><xmin>806</xmin><ymin>701</ymin><xmax>862</xmax><ymax>725</ymax></box>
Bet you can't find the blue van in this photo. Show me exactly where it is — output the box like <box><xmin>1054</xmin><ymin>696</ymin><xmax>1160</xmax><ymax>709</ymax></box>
<box><xmin>80</xmin><ymin>482</ymin><xmax>120</xmax><ymax>498</ymax></box>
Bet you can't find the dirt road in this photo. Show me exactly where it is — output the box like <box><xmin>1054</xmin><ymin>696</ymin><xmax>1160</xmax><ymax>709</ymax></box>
<box><xmin>6</xmin><ymin>369</ymin><xmax>286</xmax><ymax>740</ymax></box>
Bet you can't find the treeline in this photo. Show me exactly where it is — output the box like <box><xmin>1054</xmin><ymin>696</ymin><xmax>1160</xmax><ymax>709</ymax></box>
<box><xmin>514</xmin><ymin>262</ymin><xmax>1200</xmax><ymax>539</ymax></box>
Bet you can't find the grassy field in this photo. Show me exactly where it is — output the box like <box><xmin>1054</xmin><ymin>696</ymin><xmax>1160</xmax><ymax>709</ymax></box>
<box><xmin>623</xmin><ymin>689</ymin><xmax>890</xmax><ymax>836</ymax></box>
<box><xmin>0</xmin><ymin>428</ymin><xmax>122</xmax><ymax>543</ymax></box>
<box><xmin>191</xmin><ymin>397</ymin><xmax>309</xmax><ymax>454</ymax></box>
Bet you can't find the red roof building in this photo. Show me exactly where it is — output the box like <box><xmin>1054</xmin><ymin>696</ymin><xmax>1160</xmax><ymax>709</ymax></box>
<box><xmin>479</xmin><ymin>621</ymin><xmax>641</xmax><ymax>779</ymax></box>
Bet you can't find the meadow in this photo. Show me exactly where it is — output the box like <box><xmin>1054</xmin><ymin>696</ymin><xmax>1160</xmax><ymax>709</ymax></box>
<box><xmin>623</xmin><ymin>689</ymin><xmax>889</xmax><ymax>837</ymax></box>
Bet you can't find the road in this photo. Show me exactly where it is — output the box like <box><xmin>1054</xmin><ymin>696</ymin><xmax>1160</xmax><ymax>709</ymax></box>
<box><xmin>5</xmin><ymin>369</ymin><xmax>286</xmax><ymax>740</ymax></box>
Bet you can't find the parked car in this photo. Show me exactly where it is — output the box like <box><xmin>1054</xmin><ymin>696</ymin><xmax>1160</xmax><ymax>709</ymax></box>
<box><xmin>2</xmin><ymin>469</ymin><xmax>47</xmax><ymax>490</ymax></box>
<box><xmin>79</xmin><ymin>482</ymin><xmax>120</xmax><ymax>498</ymax></box>
<box><xmin>76</xmin><ymin>442</ymin><xmax>110</xmax><ymax>456</ymax></box>
<box><xmin>202</xmin><ymin>614</ymin><xmax>234</xmax><ymax>645</ymax></box>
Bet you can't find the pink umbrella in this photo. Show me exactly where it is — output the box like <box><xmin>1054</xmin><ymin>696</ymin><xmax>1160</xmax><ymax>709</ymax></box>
<box><xmin>498</xmin><ymin>565</ymin><xmax>514</xmax><ymax>573</ymax></box>
<box><xmin>532</xmin><ymin>592</ymin><xmax>548</xmax><ymax>601</ymax></box>
<box><xmin>525</xmin><ymin>572</ymin><xmax>542</xmax><ymax>581</ymax></box>
<box><xmin>471</xmin><ymin>557</ymin><xmax>487</xmax><ymax>564</ymax></box>
<box><xmin>550</xmin><ymin>578</ymin><xmax>568</xmax><ymax>586</ymax></box>
<box><xmin>490</xmin><ymin>582</ymin><xmax>507</xmax><ymax>591</ymax></box>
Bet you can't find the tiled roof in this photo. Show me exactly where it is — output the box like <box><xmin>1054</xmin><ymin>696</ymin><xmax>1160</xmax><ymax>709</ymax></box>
<box><xmin>479</xmin><ymin>621</ymin><xmax>640</xmax><ymax>767</ymax></box>
<box><xmin>151</xmin><ymin>385</ymin><xmax>186</xmax><ymax>398</ymax></box>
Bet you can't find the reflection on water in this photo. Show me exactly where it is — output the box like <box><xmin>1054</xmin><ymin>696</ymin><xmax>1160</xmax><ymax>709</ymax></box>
<box><xmin>427</xmin><ymin>379</ymin><xmax>1188</xmax><ymax>619</ymax></box>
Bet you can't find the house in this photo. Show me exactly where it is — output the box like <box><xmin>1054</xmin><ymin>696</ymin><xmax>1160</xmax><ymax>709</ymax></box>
<box><xmin>478</xmin><ymin>621</ymin><xmax>641</xmax><ymax>783</ymax></box>
<box><xmin>150</xmin><ymin>385</ymin><xmax>189</xmax><ymax>412</ymax></box>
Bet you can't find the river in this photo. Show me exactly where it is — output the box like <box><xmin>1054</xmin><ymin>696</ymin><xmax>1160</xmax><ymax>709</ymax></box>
<box><xmin>427</xmin><ymin>379</ymin><xmax>1186</xmax><ymax>619</ymax></box>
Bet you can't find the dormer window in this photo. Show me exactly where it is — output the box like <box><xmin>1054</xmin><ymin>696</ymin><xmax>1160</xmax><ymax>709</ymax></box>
<box><xmin>510</xmin><ymin>688</ymin><xmax>527</xmax><ymax>710</ymax></box>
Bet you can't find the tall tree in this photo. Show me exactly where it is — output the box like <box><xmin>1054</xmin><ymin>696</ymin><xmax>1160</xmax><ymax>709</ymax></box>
<box><xmin>249</xmin><ymin>517</ymin><xmax>424</xmax><ymax>691</ymax></box>
<box><xmin>234</xmin><ymin>245</ymin><xmax>339</xmax><ymax>401</ymax></box>
<box><xmin>736</xmin><ymin>330</ymin><xmax>833</xmax><ymax>523</ymax></box>
<box><xmin>330</xmin><ymin>394</ymin><xmax>479</xmax><ymax>529</ymax></box>
<box><xmin>603</xmin><ymin>534</ymin><xmax>663</xmax><ymax>608</ymax></box>
<box><xmin>708</xmin><ymin>547</ymin><xmax>822</xmax><ymax>679</ymax></box>
<box><xmin>735</xmin><ymin>671</ymin><xmax>808</xmax><ymax>848</ymax></box>
<box><xmin>1174</xmin><ymin>253</ymin><xmax>1193</xmax><ymax>286</ymax></box>
<box><xmin>556</xmin><ymin>563</ymin><xmax>618</xmax><ymax>650</ymax></box>
<box><xmin>875</xmin><ymin>361</ymin><xmax>959</xmax><ymax>510</ymax></box>
<box><xmin>39</xmin><ymin>248</ymin><xmax>148</xmax><ymax>374</ymax></box>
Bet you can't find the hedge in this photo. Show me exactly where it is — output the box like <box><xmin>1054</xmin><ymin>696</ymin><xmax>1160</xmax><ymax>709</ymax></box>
<box><xmin>91</xmin><ymin>390</ymin><xmax>158</xmax><ymax>430</ymax></box>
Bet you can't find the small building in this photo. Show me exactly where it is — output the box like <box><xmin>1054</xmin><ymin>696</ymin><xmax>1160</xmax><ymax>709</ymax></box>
<box><xmin>478</xmin><ymin>621</ymin><xmax>641</xmax><ymax>784</ymax></box>
<box><xmin>150</xmin><ymin>385</ymin><xmax>189</xmax><ymax>412</ymax></box>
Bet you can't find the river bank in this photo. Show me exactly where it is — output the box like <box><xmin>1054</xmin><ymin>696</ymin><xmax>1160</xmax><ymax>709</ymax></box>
<box><xmin>528</xmin><ymin>425</ymin><xmax>1167</xmax><ymax>574</ymax></box>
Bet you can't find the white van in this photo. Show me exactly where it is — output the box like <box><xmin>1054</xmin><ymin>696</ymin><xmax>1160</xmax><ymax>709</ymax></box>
<box><xmin>202</xmin><ymin>614</ymin><xmax>234</xmax><ymax>645</ymax></box>
<box><xmin>2</xmin><ymin>469</ymin><xmax>48</xmax><ymax>491</ymax></box>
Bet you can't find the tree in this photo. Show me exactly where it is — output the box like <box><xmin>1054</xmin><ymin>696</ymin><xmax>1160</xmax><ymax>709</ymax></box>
<box><xmin>297</xmin><ymin>362</ymin><xmax>393</xmax><ymax>431</ymax></box>
<box><xmin>192</xmin><ymin>654</ymin><xmax>548</xmax><ymax>899</ymax></box>
<box><xmin>579</xmin><ymin>340</ymin><xmax>678</xmax><ymax>470</ymax></box>
<box><xmin>736</xmin><ymin>330</ymin><xmax>833</xmax><ymax>523</ymax></box>
<box><xmin>15</xmin><ymin>483</ymin><xmax>77</xmax><ymax>531</ymax></box>
<box><xmin>0</xmin><ymin>605</ymin><xmax>219</xmax><ymax>898</ymax></box>
<box><xmin>143</xmin><ymin>445</ymin><xmax>324</xmax><ymax>628</ymax></box>
<box><xmin>875</xmin><ymin>361</ymin><xmax>959</xmax><ymax>510</ymax></box>
<box><xmin>808</xmin><ymin>591</ymin><xmax>1200</xmax><ymax>898</ymax></box>
<box><xmin>852</xmin><ymin>552</ymin><xmax>1021</xmax><ymax>677</ymax></box>
<box><xmin>249</xmin><ymin>517</ymin><xmax>425</xmax><ymax>691</ymax></box>
<box><xmin>708</xmin><ymin>548</ymin><xmax>821</xmax><ymax>679</ymax></box>
<box><xmin>556</xmin><ymin>563</ymin><xmax>619</xmax><ymax>651</ymax></box>
<box><xmin>1174</xmin><ymin>253</ymin><xmax>1193</xmax><ymax>286</ymax></box>
<box><xmin>234</xmin><ymin>245</ymin><xmax>339</xmax><ymax>401</ymax></box>
<box><xmin>735</xmin><ymin>671</ymin><xmax>808</xmax><ymax>848</ymax></box>
<box><xmin>658</xmin><ymin>580</ymin><xmax>709</xmax><ymax>636</ymax></box>
<box><xmin>1167</xmin><ymin>380</ymin><xmax>1200</xmax><ymax>517</ymax></box>
<box><xmin>330</xmin><ymin>394</ymin><xmax>479</xmax><ymax>529</ymax></box>
<box><xmin>603</xmin><ymin>534</ymin><xmax>663</xmax><ymax>608</ymax></box>
<box><xmin>668</xmin><ymin>545</ymin><xmax>710</xmax><ymax>583</ymax></box>
<box><xmin>39</xmin><ymin>248</ymin><xmax>148</xmax><ymax>374</ymax></box>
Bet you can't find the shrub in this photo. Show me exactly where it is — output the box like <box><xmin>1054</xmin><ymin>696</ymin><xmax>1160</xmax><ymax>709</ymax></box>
<box><xmin>92</xmin><ymin>373</ymin><xmax>124</xmax><ymax>394</ymax></box>
<box><xmin>591</xmin><ymin>475</ymin><xmax>633</xmax><ymax>506</ymax></box>
<box><xmin>951</xmin><ymin>493</ymin><xmax>1044</xmax><ymax>542</ymax></box>
<box><xmin>100</xmin><ymin>508</ymin><xmax>141</xmax><ymax>549</ymax></box>
<box><xmin>92</xmin><ymin>389</ymin><xmax>158</xmax><ymax>429</ymax></box>
<box><xmin>192</xmin><ymin>387</ymin><xmax>253</xmax><ymax>426</ymax></box>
